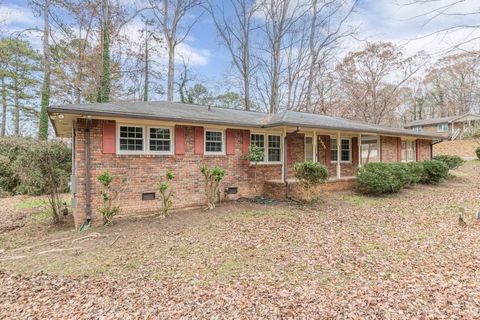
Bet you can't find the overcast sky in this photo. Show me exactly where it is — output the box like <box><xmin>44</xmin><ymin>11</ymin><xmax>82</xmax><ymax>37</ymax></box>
<box><xmin>1</xmin><ymin>0</ymin><xmax>479</xmax><ymax>90</ymax></box>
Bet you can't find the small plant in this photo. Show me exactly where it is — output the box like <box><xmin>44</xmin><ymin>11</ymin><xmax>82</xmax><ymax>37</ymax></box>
<box><xmin>200</xmin><ymin>165</ymin><xmax>226</xmax><ymax>210</ymax></box>
<box><xmin>248</xmin><ymin>144</ymin><xmax>264</xmax><ymax>192</ymax></box>
<box><xmin>433</xmin><ymin>155</ymin><xmax>464</xmax><ymax>170</ymax></box>
<box><xmin>476</xmin><ymin>147</ymin><xmax>480</xmax><ymax>160</ymax></box>
<box><xmin>97</xmin><ymin>172</ymin><xmax>126</xmax><ymax>225</ymax></box>
<box><xmin>293</xmin><ymin>161</ymin><xmax>328</xmax><ymax>202</ymax></box>
<box><xmin>421</xmin><ymin>160</ymin><xmax>449</xmax><ymax>184</ymax></box>
<box><xmin>158</xmin><ymin>170</ymin><xmax>174</xmax><ymax>216</ymax></box>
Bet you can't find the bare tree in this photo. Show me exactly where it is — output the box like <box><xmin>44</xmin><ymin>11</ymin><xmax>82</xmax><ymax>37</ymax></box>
<box><xmin>149</xmin><ymin>0</ymin><xmax>203</xmax><ymax>102</ymax></box>
<box><xmin>336</xmin><ymin>42</ymin><xmax>426</xmax><ymax>125</ymax></box>
<box><xmin>207</xmin><ymin>0</ymin><xmax>258</xmax><ymax>110</ymax></box>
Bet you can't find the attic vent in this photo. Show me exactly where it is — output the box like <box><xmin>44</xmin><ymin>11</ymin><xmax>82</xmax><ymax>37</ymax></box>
<box><xmin>142</xmin><ymin>192</ymin><xmax>155</xmax><ymax>201</ymax></box>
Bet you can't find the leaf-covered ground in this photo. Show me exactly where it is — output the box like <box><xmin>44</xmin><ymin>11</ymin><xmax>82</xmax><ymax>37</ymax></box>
<box><xmin>1</xmin><ymin>161</ymin><xmax>480</xmax><ymax>319</ymax></box>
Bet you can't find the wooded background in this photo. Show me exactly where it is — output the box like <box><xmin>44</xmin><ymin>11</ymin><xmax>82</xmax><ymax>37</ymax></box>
<box><xmin>0</xmin><ymin>0</ymin><xmax>479</xmax><ymax>138</ymax></box>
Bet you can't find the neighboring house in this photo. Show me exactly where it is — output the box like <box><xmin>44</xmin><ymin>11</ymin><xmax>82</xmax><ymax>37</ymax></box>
<box><xmin>48</xmin><ymin>102</ymin><xmax>442</xmax><ymax>228</ymax></box>
<box><xmin>404</xmin><ymin>113</ymin><xmax>480</xmax><ymax>140</ymax></box>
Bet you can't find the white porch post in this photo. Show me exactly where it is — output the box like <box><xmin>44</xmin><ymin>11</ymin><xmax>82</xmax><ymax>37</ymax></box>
<box><xmin>336</xmin><ymin>131</ymin><xmax>341</xmax><ymax>179</ymax></box>
<box><xmin>358</xmin><ymin>133</ymin><xmax>362</xmax><ymax>166</ymax></box>
<box><xmin>313</xmin><ymin>130</ymin><xmax>317</xmax><ymax>162</ymax></box>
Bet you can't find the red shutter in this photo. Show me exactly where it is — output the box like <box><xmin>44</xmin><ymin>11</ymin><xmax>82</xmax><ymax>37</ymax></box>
<box><xmin>287</xmin><ymin>137</ymin><xmax>293</xmax><ymax>165</ymax></box>
<box><xmin>396</xmin><ymin>137</ymin><xmax>402</xmax><ymax>161</ymax></box>
<box><xmin>102</xmin><ymin>121</ymin><xmax>116</xmax><ymax>154</ymax></box>
<box><xmin>175</xmin><ymin>126</ymin><xmax>185</xmax><ymax>155</ymax></box>
<box><xmin>226</xmin><ymin>129</ymin><xmax>235</xmax><ymax>155</ymax></box>
<box><xmin>324</xmin><ymin>135</ymin><xmax>331</xmax><ymax>164</ymax></box>
<box><xmin>416</xmin><ymin>140</ymin><xmax>422</xmax><ymax>161</ymax></box>
<box><xmin>194</xmin><ymin>127</ymin><xmax>204</xmax><ymax>155</ymax></box>
<box><xmin>352</xmin><ymin>137</ymin><xmax>359</xmax><ymax>165</ymax></box>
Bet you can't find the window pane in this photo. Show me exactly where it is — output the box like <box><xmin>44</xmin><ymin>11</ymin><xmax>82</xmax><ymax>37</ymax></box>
<box><xmin>119</xmin><ymin>126</ymin><xmax>143</xmax><ymax>152</ymax></box>
<box><xmin>251</xmin><ymin>134</ymin><xmax>265</xmax><ymax>161</ymax></box>
<box><xmin>305</xmin><ymin>137</ymin><xmax>313</xmax><ymax>161</ymax></box>
<box><xmin>205</xmin><ymin>131</ymin><xmax>223</xmax><ymax>153</ymax></box>
<box><xmin>149</xmin><ymin>128</ymin><xmax>171</xmax><ymax>152</ymax></box>
<box><xmin>267</xmin><ymin>135</ymin><xmax>281</xmax><ymax>162</ymax></box>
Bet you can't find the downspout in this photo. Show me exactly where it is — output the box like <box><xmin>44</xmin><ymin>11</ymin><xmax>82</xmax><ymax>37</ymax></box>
<box><xmin>84</xmin><ymin>117</ymin><xmax>92</xmax><ymax>223</ymax></box>
<box><xmin>284</xmin><ymin>127</ymin><xmax>300</xmax><ymax>199</ymax></box>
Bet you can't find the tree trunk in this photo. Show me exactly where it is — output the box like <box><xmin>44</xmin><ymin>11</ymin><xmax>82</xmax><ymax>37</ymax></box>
<box><xmin>38</xmin><ymin>0</ymin><xmax>51</xmax><ymax>140</ymax></box>
<box><xmin>167</xmin><ymin>42</ymin><xmax>175</xmax><ymax>102</ymax></box>
<box><xmin>143</xmin><ymin>24</ymin><xmax>149</xmax><ymax>102</ymax></box>
<box><xmin>13</xmin><ymin>77</ymin><xmax>20</xmax><ymax>136</ymax></box>
<box><xmin>305</xmin><ymin>0</ymin><xmax>317</xmax><ymax>112</ymax></box>
<box><xmin>98</xmin><ymin>0</ymin><xmax>111</xmax><ymax>103</ymax></box>
<box><xmin>1</xmin><ymin>76</ymin><xmax>7</xmax><ymax>137</ymax></box>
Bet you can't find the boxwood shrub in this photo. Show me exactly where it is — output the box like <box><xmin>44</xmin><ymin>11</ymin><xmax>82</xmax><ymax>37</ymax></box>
<box><xmin>476</xmin><ymin>147</ymin><xmax>480</xmax><ymax>160</ymax></box>
<box><xmin>432</xmin><ymin>155</ymin><xmax>464</xmax><ymax>170</ymax></box>
<box><xmin>421</xmin><ymin>160</ymin><xmax>449</xmax><ymax>184</ymax></box>
<box><xmin>406</xmin><ymin>162</ymin><xmax>425</xmax><ymax>186</ymax></box>
<box><xmin>357</xmin><ymin>163</ymin><xmax>405</xmax><ymax>195</ymax></box>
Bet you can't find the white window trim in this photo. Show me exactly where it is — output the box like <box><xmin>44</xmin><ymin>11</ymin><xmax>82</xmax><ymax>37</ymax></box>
<box><xmin>413</xmin><ymin>126</ymin><xmax>423</xmax><ymax>132</ymax></box>
<box><xmin>437</xmin><ymin>123</ymin><xmax>448</xmax><ymax>132</ymax></box>
<box><xmin>147</xmin><ymin>126</ymin><xmax>174</xmax><ymax>155</ymax></box>
<box><xmin>304</xmin><ymin>135</ymin><xmax>314</xmax><ymax>162</ymax></box>
<box><xmin>250</xmin><ymin>132</ymin><xmax>283</xmax><ymax>164</ymax></box>
<box><xmin>204</xmin><ymin>129</ymin><xmax>225</xmax><ymax>155</ymax></box>
<box><xmin>401</xmin><ymin>139</ymin><xmax>416</xmax><ymax>162</ymax></box>
<box><xmin>117</xmin><ymin>124</ymin><xmax>175</xmax><ymax>155</ymax></box>
<box><xmin>117</xmin><ymin>124</ymin><xmax>146</xmax><ymax>155</ymax></box>
<box><xmin>330</xmin><ymin>137</ymin><xmax>352</xmax><ymax>163</ymax></box>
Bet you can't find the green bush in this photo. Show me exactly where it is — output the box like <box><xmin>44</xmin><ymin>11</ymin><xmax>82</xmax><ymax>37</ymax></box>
<box><xmin>0</xmin><ymin>137</ymin><xmax>71</xmax><ymax>196</ymax></box>
<box><xmin>97</xmin><ymin>172</ymin><xmax>127</xmax><ymax>225</ymax></box>
<box><xmin>406</xmin><ymin>162</ymin><xmax>425</xmax><ymax>186</ymax></box>
<box><xmin>357</xmin><ymin>163</ymin><xmax>405</xmax><ymax>195</ymax></box>
<box><xmin>432</xmin><ymin>155</ymin><xmax>464</xmax><ymax>170</ymax></box>
<box><xmin>294</xmin><ymin>161</ymin><xmax>329</xmax><ymax>201</ymax></box>
<box><xmin>389</xmin><ymin>163</ymin><xmax>411</xmax><ymax>188</ymax></box>
<box><xmin>421</xmin><ymin>160</ymin><xmax>449</xmax><ymax>184</ymax></box>
<box><xmin>476</xmin><ymin>147</ymin><xmax>480</xmax><ymax>160</ymax></box>
<box><xmin>200</xmin><ymin>165</ymin><xmax>226</xmax><ymax>210</ymax></box>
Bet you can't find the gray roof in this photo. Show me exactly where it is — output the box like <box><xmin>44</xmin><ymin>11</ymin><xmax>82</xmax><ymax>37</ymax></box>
<box><xmin>48</xmin><ymin>101</ymin><xmax>442</xmax><ymax>139</ymax></box>
<box><xmin>404</xmin><ymin>113</ymin><xmax>480</xmax><ymax>127</ymax></box>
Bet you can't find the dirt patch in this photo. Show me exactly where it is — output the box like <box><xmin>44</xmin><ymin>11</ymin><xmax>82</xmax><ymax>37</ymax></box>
<box><xmin>1</xmin><ymin>163</ymin><xmax>480</xmax><ymax>318</ymax></box>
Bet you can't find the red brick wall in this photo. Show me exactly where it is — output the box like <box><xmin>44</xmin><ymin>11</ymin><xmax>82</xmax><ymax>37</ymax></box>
<box><xmin>74</xmin><ymin>119</ymin><xmax>281</xmax><ymax>228</ymax></box>
<box><xmin>418</xmin><ymin>139</ymin><xmax>432</xmax><ymax>161</ymax></box>
<box><xmin>380</xmin><ymin>136</ymin><xmax>398</xmax><ymax>162</ymax></box>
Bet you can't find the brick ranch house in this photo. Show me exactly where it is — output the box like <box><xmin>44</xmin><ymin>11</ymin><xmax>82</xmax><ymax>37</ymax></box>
<box><xmin>48</xmin><ymin>102</ymin><xmax>442</xmax><ymax>228</ymax></box>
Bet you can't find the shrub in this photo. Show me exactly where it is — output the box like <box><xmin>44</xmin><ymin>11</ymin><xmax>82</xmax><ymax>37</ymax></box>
<box><xmin>200</xmin><ymin>165</ymin><xmax>225</xmax><ymax>210</ymax></box>
<box><xmin>406</xmin><ymin>162</ymin><xmax>425</xmax><ymax>186</ymax></box>
<box><xmin>248</xmin><ymin>144</ymin><xmax>264</xmax><ymax>192</ymax></box>
<box><xmin>476</xmin><ymin>147</ymin><xmax>480</xmax><ymax>160</ymax></box>
<box><xmin>389</xmin><ymin>163</ymin><xmax>411</xmax><ymax>188</ymax></box>
<box><xmin>0</xmin><ymin>137</ymin><xmax>71</xmax><ymax>197</ymax></box>
<box><xmin>158</xmin><ymin>170</ymin><xmax>174</xmax><ymax>216</ymax></box>
<box><xmin>357</xmin><ymin>163</ymin><xmax>404</xmax><ymax>195</ymax></box>
<box><xmin>294</xmin><ymin>161</ymin><xmax>328</xmax><ymax>201</ymax></box>
<box><xmin>97</xmin><ymin>172</ymin><xmax>127</xmax><ymax>225</ymax></box>
<box><xmin>433</xmin><ymin>155</ymin><xmax>464</xmax><ymax>170</ymax></box>
<box><xmin>421</xmin><ymin>160</ymin><xmax>449</xmax><ymax>184</ymax></box>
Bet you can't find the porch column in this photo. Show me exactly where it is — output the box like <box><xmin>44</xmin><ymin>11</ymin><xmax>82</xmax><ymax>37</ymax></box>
<box><xmin>313</xmin><ymin>130</ymin><xmax>317</xmax><ymax>162</ymax></box>
<box><xmin>358</xmin><ymin>133</ymin><xmax>362</xmax><ymax>166</ymax></box>
<box><xmin>336</xmin><ymin>131</ymin><xmax>341</xmax><ymax>179</ymax></box>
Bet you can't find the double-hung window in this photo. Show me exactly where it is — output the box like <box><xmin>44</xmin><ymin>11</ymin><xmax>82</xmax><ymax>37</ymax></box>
<box><xmin>401</xmin><ymin>140</ymin><xmax>416</xmax><ymax>162</ymax></box>
<box><xmin>119</xmin><ymin>125</ymin><xmax>144</xmax><ymax>152</ymax></box>
<box><xmin>118</xmin><ymin>124</ymin><xmax>173</xmax><ymax>155</ymax></box>
<box><xmin>330</xmin><ymin>138</ymin><xmax>351</xmax><ymax>162</ymax></box>
<box><xmin>250</xmin><ymin>133</ymin><xmax>281</xmax><ymax>163</ymax></box>
<box><xmin>205</xmin><ymin>130</ymin><xmax>224</xmax><ymax>154</ymax></box>
<box><xmin>149</xmin><ymin>127</ymin><xmax>172</xmax><ymax>153</ymax></box>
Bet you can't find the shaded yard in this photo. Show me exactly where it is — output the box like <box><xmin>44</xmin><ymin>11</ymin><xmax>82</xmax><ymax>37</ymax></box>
<box><xmin>1</xmin><ymin>161</ymin><xmax>480</xmax><ymax>318</ymax></box>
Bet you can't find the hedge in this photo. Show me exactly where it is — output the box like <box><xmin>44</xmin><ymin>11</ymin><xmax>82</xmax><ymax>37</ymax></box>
<box><xmin>357</xmin><ymin>159</ymin><xmax>451</xmax><ymax>195</ymax></box>
<box><xmin>432</xmin><ymin>155</ymin><xmax>464</xmax><ymax>170</ymax></box>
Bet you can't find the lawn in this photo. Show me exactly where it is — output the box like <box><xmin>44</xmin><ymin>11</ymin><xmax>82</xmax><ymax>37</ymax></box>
<box><xmin>1</xmin><ymin>162</ymin><xmax>480</xmax><ymax>318</ymax></box>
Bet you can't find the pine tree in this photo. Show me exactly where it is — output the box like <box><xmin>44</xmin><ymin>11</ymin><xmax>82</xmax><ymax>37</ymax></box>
<box><xmin>38</xmin><ymin>0</ymin><xmax>51</xmax><ymax>140</ymax></box>
<box><xmin>97</xmin><ymin>0</ymin><xmax>111</xmax><ymax>103</ymax></box>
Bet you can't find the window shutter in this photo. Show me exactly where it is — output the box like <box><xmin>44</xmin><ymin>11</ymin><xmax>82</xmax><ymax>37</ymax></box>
<box><xmin>396</xmin><ymin>137</ymin><xmax>402</xmax><ymax>161</ymax></box>
<box><xmin>352</xmin><ymin>137</ymin><xmax>359</xmax><ymax>165</ymax></box>
<box><xmin>194</xmin><ymin>127</ymin><xmax>204</xmax><ymax>155</ymax></box>
<box><xmin>287</xmin><ymin>137</ymin><xmax>293</xmax><ymax>165</ymax></box>
<box><xmin>175</xmin><ymin>126</ymin><xmax>185</xmax><ymax>155</ymax></box>
<box><xmin>102</xmin><ymin>121</ymin><xmax>116</xmax><ymax>154</ymax></box>
<box><xmin>226</xmin><ymin>129</ymin><xmax>235</xmax><ymax>155</ymax></box>
<box><xmin>324</xmin><ymin>135</ymin><xmax>331</xmax><ymax>164</ymax></box>
<box><xmin>416</xmin><ymin>140</ymin><xmax>422</xmax><ymax>161</ymax></box>
<box><xmin>242</xmin><ymin>130</ymin><xmax>250</xmax><ymax>155</ymax></box>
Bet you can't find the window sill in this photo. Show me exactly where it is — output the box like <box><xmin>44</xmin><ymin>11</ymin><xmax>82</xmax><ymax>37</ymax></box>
<box><xmin>250</xmin><ymin>162</ymin><xmax>282</xmax><ymax>166</ymax></box>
